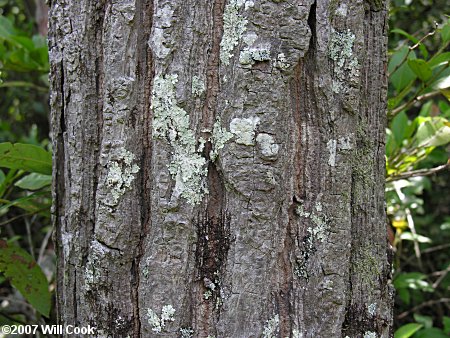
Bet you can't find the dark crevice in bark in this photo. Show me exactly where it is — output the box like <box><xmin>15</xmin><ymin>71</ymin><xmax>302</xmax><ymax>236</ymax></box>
<box><xmin>278</xmin><ymin>205</ymin><xmax>295</xmax><ymax>337</ymax></box>
<box><xmin>202</xmin><ymin>0</ymin><xmax>227</xmax><ymax>219</ymax></box>
<box><xmin>342</xmin><ymin>170</ymin><xmax>356</xmax><ymax>337</ymax></box>
<box><xmin>194</xmin><ymin>0</ymin><xmax>226</xmax><ymax>335</ymax></box>
<box><xmin>59</xmin><ymin>61</ymin><xmax>67</xmax><ymax>135</ymax></box>
<box><xmin>90</xmin><ymin>0</ymin><xmax>107</xmax><ymax>243</ymax></box>
<box><xmin>195</xmin><ymin>212</ymin><xmax>231</xmax><ymax>293</ymax></box>
<box><xmin>72</xmin><ymin>270</ymin><xmax>78</xmax><ymax>326</ymax></box>
<box><xmin>307</xmin><ymin>1</ymin><xmax>317</xmax><ymax>49</ymax></box>
<box><xmin>132</xmin><ymin>0</ymin><xmax>154</xmax><ymax>336</ymax></box>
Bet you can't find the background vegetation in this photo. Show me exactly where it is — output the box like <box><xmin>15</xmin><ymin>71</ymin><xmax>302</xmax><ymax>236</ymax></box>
<box><xmin>0</xmin><ymin>0</ymin><xmax>448</xmax><ymax>337</ymax></box>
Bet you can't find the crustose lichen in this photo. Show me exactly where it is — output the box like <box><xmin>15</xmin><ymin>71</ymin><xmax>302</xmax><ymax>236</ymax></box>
<box><xmin>328</xmin><ymin>29</ymin><xmax>359</xmax><ymax>93</ymax></box>
<box><xmin>146</xmin><ymin>304</ymin><xmax>175</xmax><ymax>333</ymax></box>
<box><xmin>105</xmin><ymin>147</ymin><xmax>139</xmax><ymax>206</ymax></box>
<box><xmin>151</xmin><ymin>74</ymin><xmax>208</xmax><ymax>205</ymax></box>
<box><xmin>220</xmin><ymin>0</ymin><xmax>248</xmax><ymax>65</ymax></box>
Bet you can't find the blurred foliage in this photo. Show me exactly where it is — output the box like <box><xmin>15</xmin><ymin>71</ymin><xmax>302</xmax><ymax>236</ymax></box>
<box><xmin>387</xmin><ymin>1</ymin><xmax>450</xmax><ymax>337</ymax></box>
<box><xmin>0</xmin><ymin>0</ymin><xmax>54</xmax><ymax>333</ymax></box>
<box><xmin>0</xmin><ymin>0</ymin><xmax>49</xmax><ymax>146</ymax></box>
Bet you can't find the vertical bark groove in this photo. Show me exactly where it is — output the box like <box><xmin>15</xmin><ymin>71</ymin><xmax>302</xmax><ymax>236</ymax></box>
<box><xmin>132</xmin><ymin>0</ymin><xmax>154</xmax><ymax>336</ymax></box>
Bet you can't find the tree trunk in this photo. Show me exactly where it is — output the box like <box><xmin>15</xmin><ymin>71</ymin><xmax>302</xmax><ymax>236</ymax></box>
<box><xmin>49</xmin><ymin>0</ymin><xmax>393</xmax><ymax>337</ymax></box>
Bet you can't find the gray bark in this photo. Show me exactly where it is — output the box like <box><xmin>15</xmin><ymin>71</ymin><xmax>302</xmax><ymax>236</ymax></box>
<box><xmin>49</xmin><ymin>0</ymin><xmax>393</xmax><ymax>337</ymax></box>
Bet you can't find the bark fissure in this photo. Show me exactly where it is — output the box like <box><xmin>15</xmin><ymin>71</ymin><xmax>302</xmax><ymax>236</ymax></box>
<box><xmin>132</xmin><ymin>0</ymin><xmax>154</xmax><ymax>336</ymax></box>
<box><xmin>91</xmin><ymin>0</ymin><xmax>107</xmax><ymax>247</ymax></box>
<box><xmin>194</xmin><ymin>0</ymin><xmax>228</xmax><ymax>335</ymax></box>
<box><xmin>203</xmin><ymin>0</ymin><xmax>227</xmax><ymax>218</ymax></box>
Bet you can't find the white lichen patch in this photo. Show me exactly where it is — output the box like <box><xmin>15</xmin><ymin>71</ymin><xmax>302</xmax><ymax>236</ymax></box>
<box><xmin>256</xmin><ymin>133</ymin><xmax>279</xmax><ymax>160</ymax></box>
<box><xmin>230</xmin><ymin>116</ymin><xmax>260</xmax><ymax>145</ymax></box>
<box><xmin>295</xmin><ymin>201</ymin><xmax>328</xmax><ymax>278</ymax></box>
<box><xmin>210</xmin><ymin>118</ymin><xmax>233</xmax><ymax>161</ymax></box>
<box><xmin>244</xmin><ymin>0</ymin><xmax>254</xmax><ymax>10</ymax></box>
<box><xmin>243</xmin><ymin>31</ymin><xmax>258</xmax><ymax>46</ymax></box>
<box><xmin>336</xmin><ymin>3</ymin><xmax>348</xmax><ymax>16</ymax></box>
<box><xmin>149</xmin><ymin>5</ymin><xmax>174</xmax><ymax>59</ymax></box>
<box><xmin>220</xmin><ymin>0</ymin><xmax>248</xmax><ymax>65</ymax></box>
<box><xmin>146</xmin><ymin>305</ymin><xmax>175</xmax><ymax>333</ymax></box>
<box><xmin>368</xmin><ymin>303</ymin><xmax>377</xmax><ymax>316</ymax></box>
<box><xmin>327</xmin><ymin>139</ymin><xmax>337</xmax><ymax>167</ymax></box>
<box><xmin>308</xmin><ymin>211</ymin><xmax>327</xmax><ymax>242</ymax></box>
<box><xmin>105</xmin><ymin>147</ymin><xmax>139</xmax><ymax>206</ymax></box>
<box><xmin>339</xmin><ymin>135</ymin><xmax>353</xmax><ymax>150</ymax></box>
<box><xmin>274</xmin><ymin>53</ymin><xmax>290</xmax><ymax>70</ymax></box>
<box><xmin>150</xmin><ymin>27</ymin><xmax>171</xmax><ymax>59</ymax></box>
<box><xmin>263</xmin><ymin>314</ymin><xmax>280</xmax><ymax>338</ymax></box>
<box><xmin>239</xmin><ymin>45</ymin><xmax>271</xmax><ymax>67</ymax></box>
<box><xmin>363</xmin><ymin>332</ymin><xmax>377</xmax><ymax>338</ymax></box>
<box><xmin>328</xmin><ymin>29</ymin><xmax>359</xmax><ymax>93</ymax></box>
<box><xmin>292</xmin><ymin>329</ymin><xmax>302</xmax><ymax>338</ymax></box>
<box><xmin>191</xmin><ymin>76</ymin><xmax>205</xmax><ymax>97</ymax></box>
<box><xmin>151</xmin><ymin>74</ymin><xmax>208</xmax><ymax>205</ymax></box>
<box><xmin>204</xmin><ymin>290</ymin><xmax>212</xmax><ymax>300</ymax></box>
<box><xmin>155</xmin><ymin>4</ymin><xmax>173</xmax><ymax>28</ymax></box>
<box><xmin>180</xmin><ymin>327</ymin><xmax>194</xmax><ymax>338</ymax></box>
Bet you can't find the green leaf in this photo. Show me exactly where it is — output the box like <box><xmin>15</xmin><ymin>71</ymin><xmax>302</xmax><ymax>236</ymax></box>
<box><xmin>443</xmin><ymin>316</ymin><xmax>450</xmax><ymax>334</ymax></box>
<box><xmin>0</xmin><ymin>143</ymin><xmax>52</xmax><ymax>175</ymax></box>
<box><xmin>393</xmin><ymin>272</ymin><xmax>434</xmax><ymax>292</ymax></box>
<box><xmin>413</xmin><ymin>314</ymin><xmax>433</xmax><ymax>328</ymax></box>
<box><xmin>391</xmin><ymin>111</ymin><xmax>415</xmax><ymax>145</ymax></box>
<box><xmin>0</xmin><ymin>169</ymin><xmax>5</xmax><ymax>185</ymax></box>
<box><xmin>429</xmin><ymin>52</ymin><xmax>450</xmax><ymax>69</ymax></box>
<box><xmin>397</xmin><ymin>287</ymin><xmax>410</xmax><ymax>305</ymax></box>
<box><xmin>386</xmin><ymin>129</ymin><xmax>398</xmax><ymax>157</ymax></box>
<box><xmin>391</xmin><ymin>28</ymin><xmax>429</xmax><ymax>59</ymax></box>
<box><xmin>414</xmin><ymin>118</ymin><xmax>450</xmax><ymax>148</ymax></box>
<box><xmin>414</xmin><ymin>328</ymin><xmax>449</xmax><ymax>338</ymax></box>
<box><xmin>0</xmin><ymin>191</ymin><xmax>51</xmax><ymax>214</ymax></box>
<box><xmin>394</xmin><ymin>323</ymin><xmax>423</xmax><ymax>338</ymax></box>
<box><xmin>408</xmin><ymin>59</ymin><xmax>432</xmax><ymax>81</ymax></box>
<box><xmin>14</xmin><ymin>173</ymin><xmax>52</xmax><ymax>190</ymax></box>
<box><xmin>0</xmin><ymin>16</ymin><xmax>15</xmax><ymax>37</ymax></box>
<box><xmin>0</xmin><ymin>240</ymin><xmax>51</xmax><ymax>317</ymax></box>
<box><xmin>441</xmin><ymin>21</ymin><xmax>450</xmax><ymax>44</ymax></box>
<box><xmin>389</xmin><ymin>46</ymin><xmax>412</xmax><ymax>73</ymax></box>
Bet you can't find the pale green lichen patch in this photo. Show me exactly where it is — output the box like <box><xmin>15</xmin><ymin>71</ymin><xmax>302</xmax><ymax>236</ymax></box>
<box><xmin>368</xmin><ymin>303</ymin><xmax>377</xmax><ymax>316</ymax></box>
<box><xmin>263</xmin><ymin>314</ymin><xmax>279</xmax><ymax>338</ymax></box>
<box><xmin>105</xmin><ymin>147</ymin><xmax>139</xmax><ymax>206</ymax></box>
<box><xmin>230</xmin><ymin>116</ymin><xmax>260</xmax><ymax>145</ymax></box>
<box><xmin>210</xmin><ymin>118</ymin><xmax>233</xmax><ymax>161</ymax></box>
<box><xmin>297</xmin><ymin>202</ymin><xmax>328</xmax><ymax>242</ymax></box>
<box><xmin>294</xmin><ymin>202</ymin><xmax>328</xmax><ymax>279</ymax></box>
<box><xmin>220</xmin><ymin>0</ymin><xmax>248</xmax><ymax>65</ymax></box>
<box><xmin>336</xmin><ymin>3</ymin><xmax>348</xmax><ymax>16</ymax></box>
<box><xmin>328</xmin><ymin>29</ymin><xmax>359</xmax><ymax>93</ymax></box>
<box><xmin>292</xmin><ymin>329</ymin><xmax>302</xmax><ymax>338</ymax></box>
<box><xmin>151</xmin><ymin>74</ymin><xmax>208</xmax><ymax>205</ymax></box>
<box><xmin>203</xmin><ymin>290</ymin><xmax>212</xmax><ymax>300</ymax></box>
<box><xmin>364</xmin><ymin>331</ymin><xmax>377</xmax><ymax>338</ymax></box>
<box><xmin>239</xmin><ymin>45</ymin><xmax>271</xmax><ymax>67</ymax></box>
<box><xmin>327</xmin><ymin>139</ymin><xmax>337</xmax><ymax>167</ymax></box>
<box><xmin>180</xmin><ymin>327</ymin><xmax>194</xmax><ymax>338</ymax></box>
<box><xmin>256</xmin><ymin>133</ymin><xmax>279</xmax><ymax>160</ymax></box>
<box><xmin>274</xmin><ymin>53</ymin><xmax>290</xmax><ymax>70</ymax></box>
<box><xmin>191</xmin><ymin>76</ymin><xmax>205</xmax><ymax>97</ymax></box>
<box><xmin>146</xmin><ymin>305</ymin><xmax>175</xmax><ymax>333</ymax></box>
